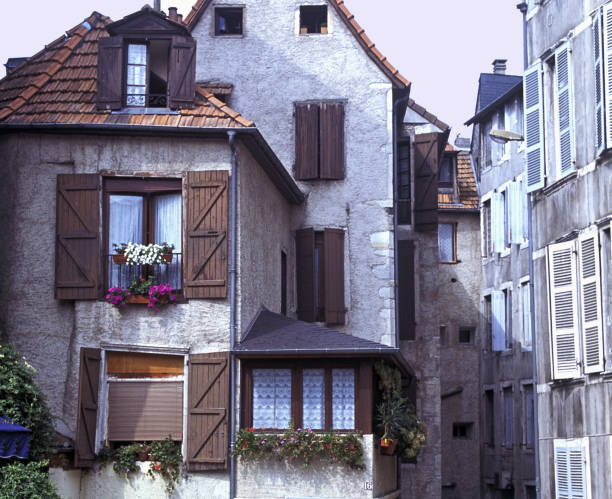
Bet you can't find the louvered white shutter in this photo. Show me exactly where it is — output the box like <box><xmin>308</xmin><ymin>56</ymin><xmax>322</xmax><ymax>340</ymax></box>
<box><xmin>593</xmin><ymin>9</ymin><xmax>606</xmax><ymax>154</ymax></box>
<box><xmin>524</xmin><ymin>63</ymin><xmax>545</xmax><ymax>192</ymax></box>
<box><xmin>578</xmin><ymin>230</ymin><xmax>604</xmax><ymax>373</ymax></box>
<box><xmin>548</xmin><ymin>241</ymin><xmax>580</xmax><ymax>379</ymax></box>
<box><xmin>554</xmin><ymin>439</ymin><xmax>588</xmax><ymax>499</ymax></box>
<box><xmin>555</xmin><ymin>42</ymin><xmax>575</xmax><ymax>177</ymax></box>
<box><xmin>521</xmin><ymin>179</ymin><xmax>529</xmax><ymax>241</ymax></box>
<box><xmin>491</xmin><ymin>192</ymin><xmax>504</xmax><ymax>253</ymax></box>
<box><xmin>492</xmin><ymin>290</ymin><xmax>506</xmax><ymax>351</ymax></box>
<box><xmin>508</xmin><ymin>181</ymin><xmax>523</xmax><ymax>244</ymax></box>
<box><xmin>603</xmin><ymin>4</ymin><xmax>612</xmax><ymax>149</ymax></box>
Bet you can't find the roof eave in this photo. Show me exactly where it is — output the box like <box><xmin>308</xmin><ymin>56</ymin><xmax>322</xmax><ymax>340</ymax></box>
<box><xmin>465</xmin><ymin>81</ymin><xmax>523</xmax><ymax>126</ymax></box>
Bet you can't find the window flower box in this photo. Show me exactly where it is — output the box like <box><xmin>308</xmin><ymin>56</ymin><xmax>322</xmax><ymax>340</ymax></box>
<box><xmin>112</xmin><ymin>254</ymin><xmax>127</xmax><ymax>265</ymax></box>
<box><xmin>125</xmin><ymin>295</ymin><xmax>149</xmax><ymax>305</ymax></box>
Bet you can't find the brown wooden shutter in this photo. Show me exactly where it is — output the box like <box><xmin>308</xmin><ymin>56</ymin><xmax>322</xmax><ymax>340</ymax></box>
<box><xmin>397</xmin><ymin>140</ymin><xmax>411</xmax><ymax>225</ymax></box>
<box><xmin>296</xmin><ymin>228</ymin><xmax>316</xmax><ymax>322</ymax></box>
<box><xmin>96</xmin><ymin>36</ymin><xmax>123</xmax><ymax>110</ymax></box>
<box><xmin>74</xmin><ymin>348</ymin><xmax>101</xmax><ymax>468</ymax></box>
<box><xmin>413</xmin><ymin>132</ymin><xmax>440</xmax><ymax>232</ymax></box>
<box><xmin>184</xmin><ymin>171</ymin><xmax>228</xmax><ymax>299</ymax></box>
<box><xmin>55</xmin><ymin>174</ymin><xmax>101</xmax><ymax>300</ymax></box>
<box><xmin>398</xmin><ymin>239</ymin><xmax>415</xmax><ymax>340</ymax></box>
<box><xmin>169</xmin><ymin>36</ymin><xmax>196</xmax><ymax>109</ymax></box>
<box><xmin>187</xmin><ymin>352</ymin><xmax>229</xmax><ymax>471</ymax></box>
<box><xmin>324</xmin><ymin>228</ymin><xmax>345</xmax><ymax>325</ymax></box>
<box><xmin>295</xmin><ymin>103</ymin><xmax>319</xmax><ymax>180</ymax></box>
<box><xmin>320</xmin><ymin>102</ymin><xmax>345</xmax><ymax>179</ymax></box>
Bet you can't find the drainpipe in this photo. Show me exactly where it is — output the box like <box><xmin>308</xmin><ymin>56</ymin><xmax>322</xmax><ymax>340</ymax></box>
<box><xmin>517</xmin><ymin>2</ymin><xmax>541</xmax><ymax>498</ymax></box>
<box><xmin>227</xmin><ymin>130</ymin><xmax>238</xmax><ymax>499</ymax></box>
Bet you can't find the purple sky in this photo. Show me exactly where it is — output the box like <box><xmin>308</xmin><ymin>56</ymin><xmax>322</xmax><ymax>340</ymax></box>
<box><xmin>0</xmin><ymin>1</ymin><xmax>523</xmax><ymax>140</ymax></box>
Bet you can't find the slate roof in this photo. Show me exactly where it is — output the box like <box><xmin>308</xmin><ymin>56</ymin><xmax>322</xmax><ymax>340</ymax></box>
<box><xmin>0</xmin><ymin>12</ymin><xmax>252</xmax><ymax>128</ymax></box>
<box><xmin>438</xmin><ymin>147</ymin><xmax>479</xmax><ymax>211</ymax></box>
<box><xmin>184</xmin><ymin>0</ymin><xmax>410</xmax><ymax>89</ymax></box>
<box><xmin>235</xmin><ymin>307</ymin><xmax>398</xmax><ymax>355</ymax></box>
<box><xmin>465</xmin><ymin>73</ymin><xmax>522</xmax><ymax>126</ymax></box>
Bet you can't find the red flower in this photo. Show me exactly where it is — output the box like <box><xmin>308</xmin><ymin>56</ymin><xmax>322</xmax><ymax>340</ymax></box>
<box><xmin>154</xmin><ymin>463</ymin><xmax>161</xmax><ymax>470</ymax></box>
<box><xmin>141</xmin><ymin>278</ymin><xmax>146</xmax><ymax>282</ymax></box>
<box><xmin>248</xmin><ymin>427</ymin><xmax>254</xmax><ymax>432</ymax></box>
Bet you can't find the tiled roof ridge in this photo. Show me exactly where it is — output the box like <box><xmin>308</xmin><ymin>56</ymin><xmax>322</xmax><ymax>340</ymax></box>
<box><xmin>184</xmin><ymin>0</ymin><xmax>410</xmax><ymax>89</ymax></box>
<box><xmin>195</xmin><ymin>87</ymin><xmax>253</xmax><ymax>127</ymax></box>
<box><xmin>0</xmin><ymin>12</ymin><xmax>108</xmax><ymax>122</ymax></box>
<box><xmin>408</xmin><ymin>98</ymin><xmax>450</xmax><ymax>132</ymax></box>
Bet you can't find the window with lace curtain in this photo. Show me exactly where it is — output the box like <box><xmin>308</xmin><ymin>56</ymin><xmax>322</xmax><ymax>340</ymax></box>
<box><xmin>244</xmin><ymin>363</ymin><xmax>357</xmax><ymax>430</ymax></box>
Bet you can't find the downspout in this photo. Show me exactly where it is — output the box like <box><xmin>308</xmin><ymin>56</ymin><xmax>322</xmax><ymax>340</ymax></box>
<box><xmin>469</xmin><ymin>152</ymin><xmax>481</xmax><ymax>199</ymax></box>
<box><xmin>227</xmin><ymin>130</ymin><xmax>238</xmax><ymax>499</ymax></box>
<box><xmin>517</xmin><ymin>2</ymin><xmax>541</xmax><ymax>498</ymax></box>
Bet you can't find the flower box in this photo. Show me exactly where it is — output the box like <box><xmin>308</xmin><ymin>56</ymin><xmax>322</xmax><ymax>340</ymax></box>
<box><xmin>112</xmin><ymin>254</ymin><xmax>127</xmax><ymax>265</ymax></box>
<box><xmin>125</xmin><ymin>295</ymin><xmax>149</xmax><ymax>305</ymax></box>
<box><xmin>161</xmin><ymin>253</ymin><xmax>173</xmax><ymax>263</ymax></box>
<box><xmin>380</xmin><ymin>437</ymin><xmax>397</xmax><ymax>455</ymax></box>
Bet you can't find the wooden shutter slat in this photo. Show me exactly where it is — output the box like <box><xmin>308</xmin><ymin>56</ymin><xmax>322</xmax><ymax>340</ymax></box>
<box><xmin>295</xmin><ymin>104</ymin><xmax>319</xmax><ymax>180</ymax></box>
<box><xmin>413</xmin><ymin>132</ymin><xmax>440</xmax><ymax>231</ymax></box>
<box><xmin>320</xmin><ymin>103</ymin><xmax>345</xmax><ymax>179</ymax></box>
<box><xmin>397</xmin><ymin>239</ymin><xmax>415</xmax><ymax>340</ymax></box>
<box><xmin>55</xmin><ymin>174</ymin><xmax>100</xmax><ymax>300</ymax></box>
<box><xmin>185</xmin><ymin>171</ymin><xmax>228</xmax><ymax>299</ymax></box>
<box><xmin>554</xmin><ymin>42</ymin><xmax>575</xmax><ymax>177</ymax></box>
<box><xmin>578</xmin><ymin>231</ymin><xmax>604</xmax><ymax>373</ymax></box>
<box><xmin>296</xmin><ymin>228</ymin><xmax>316</xmax><ymax>322</ymax></box>
<box><xmin>96</xmin><ymin>36</ymin><xmax>123</xmax><ymax>110</ymax></box>
<box><xmin>74</xmin><ymin>348</ymin><xmax>101</xmax><ymax>468</ymax></box>
<box><xmin>523</xmin><ymin>63</ymin><xmax>545</xmax><ymax>192</ymax></box>
<box><xmin>168</xmin><ymin>36</ymin><xmax>196</xmax><ymax>109</ymax></box>
<box><xmin>187</xmin><ymin>353</ymin><xmax>229</xmax><ymax>471</ymax></box>
<box><xmin>548</xmin><ymin>241</ymin><xmax>580</xmax><ymax>379</ymax></box>
<box><xmin>324</xmin><ymin>228</ymin><xmax>345</xmax><ymax>325</ymax></box>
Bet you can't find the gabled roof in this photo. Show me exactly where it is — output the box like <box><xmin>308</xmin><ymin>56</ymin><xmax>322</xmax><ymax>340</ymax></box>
<box><xmin>184</xmin><ymin>0</ymin><xmax>410</xmax><ymax>89</ymax></box>
<box><xmin>404</xmin><ymin>98</ymin><xmax>450</xmax><ymax>132</ymax></box>
<box><xmin>438</xmin><ymin>148</ymin><xmax>478</xmax><ymax>211</ymax></box>
<box><xmin>465</xmin><ymin>73</ymin><xmax>522</xmax><ymax>126</ymax></box>
<box><xmin>0</xmin><ymin>12</ymin><xmax>252</xmax><ymax>128</ymax></box>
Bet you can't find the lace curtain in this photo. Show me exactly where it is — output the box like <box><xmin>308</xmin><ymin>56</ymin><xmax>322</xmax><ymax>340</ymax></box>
<box><xmin>252</xmin><ymin>369</ymin><xmax>291</xmax><ymax>429</ymax></box>
<box><xmin>332</xmin><ymin>368</ymin><xmax>355</xmax><ymax>429</ymax></box>
<box><xmin>108</xmin><ymin>195</ymin><xmax>143</xmax><ymax>287</ymax></box>
<box><xmin>302</xmin><ymin>368</ymin><xmax>325</xmax><ymax>429</ymax></box>
<box><xmin>126</xmin><ymin>44</ymin><xmax>146</xmax><ymax>106</ymax></box>
<box><xmin>154</xmin><ymin>193</ymin><xmax>182</xmax><ymax>289</ymax></box>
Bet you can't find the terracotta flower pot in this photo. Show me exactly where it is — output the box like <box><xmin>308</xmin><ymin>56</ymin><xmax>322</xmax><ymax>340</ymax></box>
<box><xmin>380</xmin><ymin>437</ymin><xmax>397</xmax><ymax>455</ymax></box>
<box><xmin>161</xmin><ymin>253</ymin><xmax>173</xmax><ymax>263</ymax></box>
<box><xmin>112</xmin><ymin>254</ymin><xmax>127</xmax><ymax>264</ymax></box>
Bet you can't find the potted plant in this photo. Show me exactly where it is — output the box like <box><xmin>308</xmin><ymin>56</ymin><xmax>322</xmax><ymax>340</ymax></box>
<box><xmin>147</xmin><ymin>283</ymin><xmax>177</xmax><ymax>311</ymax></box>
<box><xmin>105</xmin><ymin>286</ymin><xmax>129</xmax><ymax>308</ymax></box>
<box><xmin>160</xmin><ymin>242</ymin><xmax>175</xmax><ymax>263</ymax></box>
<box><xmin>111</xmin><ymin>243</ymin><xmax>128</xmax><ymax>264</ymax></box>
<box><xmin>126</xmin><ymin>276</ymin><xmax>156</xmax><ymax>304</ymax></box>
<box><xmin>376</xmin><ymin>398</ymin><xmax>403</xmax><ymax>455</ymax></box>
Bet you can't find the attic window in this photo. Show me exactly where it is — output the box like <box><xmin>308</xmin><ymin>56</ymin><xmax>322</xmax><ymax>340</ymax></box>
<box><xmin>439</xmin><ymin>153</ymin><xmax>455</xmax><ymax>188</ymax></box>
<box><xmin>300</xmin><ymin>5</ymin><xmax>327</xmax><ymax>34</ymax></box>
<box><xmin>126</xmin><ymin>41</ymin><xmax>170</xmax><ymax>107</ymax></box>
<box><xmin>215</xmin><ymin>7</ymin><xmax>243</xmax><ymax>36</ymax></box>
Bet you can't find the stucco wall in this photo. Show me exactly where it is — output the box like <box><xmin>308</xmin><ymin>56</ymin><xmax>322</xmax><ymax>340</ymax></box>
<box><xmin>191</xmin><ymin>0</ymin><xmax>396</xmax><ymax>346</ymax></box>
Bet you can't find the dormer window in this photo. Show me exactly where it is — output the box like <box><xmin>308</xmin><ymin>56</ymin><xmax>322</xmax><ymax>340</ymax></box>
<box><xmin>97</xmin><ymin>6</ymin><xmax>196</xmax><ymax>111</ymax></box>
<box><xmin>439</xmin><ymin>153</ymin><xmax>455</xmax><ymax>189</ymax></box>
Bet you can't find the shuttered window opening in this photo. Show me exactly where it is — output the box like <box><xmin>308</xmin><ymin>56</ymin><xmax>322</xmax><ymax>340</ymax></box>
<box><xmin>108</xmin><ymin>381</ymin><xmax>183</xmax><ymax>441</ymax></box>
<box><xmin>296</xmin><ymin>228</ymin><xmax>345</xmax><ymax>325</ymax></box>
<box><xmin>491</xmin><ymin>290</ymin><xmax>506</xmax><ymax>351</ymax></box>
<box><xmin>593</xmin><ymin>9</ymin><xmax>606</xmax><ymax>154</ymax></box>
<box><xmin>553</xmin><ymin>438</ymin><xmax>589</xmax><ymax>499</ymax></box>
<box><xmin>602</xmin><ymin>4</ymin><xmax>612</xmax><ymax>150</ymax></box>
<box><xmin>397</xmin><ymin>140</ymin><xmax>411</xmax><ymax>225</ymax></box>
<box><xmin>523</xmin><ymin>62</ymin><xmax>545</xmax><ymax>192</ymax></box>
<box><xmin>413</xmin><ymin>132</ymin><xmax>440</xmax><ymax>232</ymax></box>
<box><xmin>295</xmin><ymin>102</ymin><xmax>345</xmax><ymax>180</ymax></box>
<box><xmin>481</xmin><ymin>198</ymin><xmax>492</xmax><ymax>257</ymax></box>
<box><xmin>554</xmin><ymin>42</ymin><xmax>575</xmax><ymax>178</ymax></box>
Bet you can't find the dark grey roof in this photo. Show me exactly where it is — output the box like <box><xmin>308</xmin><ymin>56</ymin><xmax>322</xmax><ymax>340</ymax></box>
<box><xmin>465</xmin><ymin>75</ymin><xmax>522</xmax><ymax>126</ymax></box>
<box><xmin>235</xmin><ymin>307</ymin><xmax>398</xmax><ymax>355</ymax></box>
<box><xmin>476</xmin><ymin>73</ymin><xmax>522</xmax><ymax>113</ymax></box>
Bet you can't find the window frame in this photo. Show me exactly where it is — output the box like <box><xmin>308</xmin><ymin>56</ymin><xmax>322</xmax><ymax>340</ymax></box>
<box><xmin>438</xmin><ymin>153</ymin><xmax>455</xmax><ymax>190</ymax></box>
<box><xmin>241</xmin><ymin>359</ymin><xmax>361</xmax><ymax>432</ymax></box>
<box><xmin>502</xmin><ymin>385</ymin><xmax>513</xmax><ymax>450</ymax></box>
<box><xmin>520</xmin><ymin>381</ymin><xmax>534</xmax><ymax>450</ymax></box>
<box><xmin>214</xmin><ymin>6</ymin><xmax>245</xmax><ymax>37</ymax></box>
<box><xmin>299</xmin><ymin>5</ymin><xmax>329</xmax><ymax>35</ymax></box>
<box><xmin>438</xmin><ymin>222</ymin><xmax>457</xmax><ymax>263</ymax></box>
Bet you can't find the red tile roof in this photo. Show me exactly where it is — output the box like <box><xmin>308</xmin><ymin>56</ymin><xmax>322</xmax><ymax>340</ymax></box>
<box><xmin>0</xmin><ymin>12</ymin><xmax>252</xmax><ymax>128</ymax></box>
<box><xmin>438</xmin><ymin>149</ymin><xmax>479</xmax><ymax>210</ymax></box>
<box><xmin>184</xmin><ymin>0</ymin><xmax>410</xmax><ymax>90</ymax></box>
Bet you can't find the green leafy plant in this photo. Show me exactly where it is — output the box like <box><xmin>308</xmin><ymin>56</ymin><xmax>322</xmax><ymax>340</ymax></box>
<box><xmin>0</xmin><ymin>343</ymin><xmax>54</xmax><ymax>460</ymax></box>
<box><xmin>128</xmin><ymin>275</ymin><xmax>157</xmax><ymax>296</ymax></box>
<box><xmin>233</xmin><ymin>425</ymin><xmax>364</xmax><ymax>470</ymax></box>
<box><xmin>147</xmin><ymin>436</ymin><xmax>182</xmax><ymax>493</ymax></box>
<box><xmin>0</xmin><ymin>460</ymin><xmax>59</xmax><ymax>499</ymax></box>
<box><xmin>111</xmin><ymin>444</ymin><xmax>141</xmax><ymax>476</ymax></box>
<box><xmin>374</xmin><ymin>361</ymin><xmax>426</xmax><ymax>459</ymax></box>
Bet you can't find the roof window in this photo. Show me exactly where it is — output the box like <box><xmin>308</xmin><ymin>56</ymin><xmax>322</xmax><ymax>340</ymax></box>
<box><xmin>300</xmin><ymin>5</ymin><xmax>328</xmax><ymax>34</ymax></box>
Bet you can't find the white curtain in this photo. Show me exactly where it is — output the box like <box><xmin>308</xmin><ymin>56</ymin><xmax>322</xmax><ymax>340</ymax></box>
<box><xmin>109</xmin><ymin>195</ymin><xmax>143</xmax><ymax>287</ymax></box>
<box><xmin>154</xmin><ymin>193</ymin><xmax>182</xmax><ymax>289</ymax></box>
<box><xmin>126</xmin><ymin>44</ymin><xmax>146</xmax><ymax>106</ymax></box>
<box><xmin>332</xmin><ymin>368</ymin><xmax>355</xmax><ymax>429</ymax></box>
<box><xmin>302</xmin><ymin>368</ymin><xmax>325</xmax><ymax>429</ymax></box>
<box><xmin>252</xmin><ymin>369</ymin><xmax>291</xmax><ymax>429</ymax></box>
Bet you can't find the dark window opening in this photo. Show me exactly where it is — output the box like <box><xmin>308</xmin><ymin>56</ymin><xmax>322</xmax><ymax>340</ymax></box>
<box><xmin>215</xmin><ymin>8</ymin><xmax>243</xmax><ymax>35</ymax></box>
<box><xmin>126</xmin><ymin>40</ymin><xmax>170</xmax><ymax>107</ymax></box>
<box><xmin>314</xmin><ymin>231</ymin><xmax>325</xmax><ymax>322</ymax></box>
<box><xmin>504</xmin><ymin>386</ymin><xmax>513</xmax><ymax>448</ymax></box>
<box><xmin>398</xmin><ymin>240</ymin><xmax>416</xmax><ymax>340</ymax></box>
<box><xmin>300</xmin><ymin>5</ymin><xmax>327</xmax><ymax>34</ymax></box>
<box><xmin>459</xmin><ymin>327</ymin><xmax>473</xmax><ymax>344</ymax></box>
<box><xmin>484</xmin><ymin>295</ymin><xmax>492</xmax><ymax>349</ymax></box>
<box><xmin>452</xmin><ymin>422</ymin><xmax>473</xmax><ymax>439</ymax></box>
<box><xmin>281</xmin><ymin>250</ymin><xmax>287</xmax><ymax>315</ymax></box>
<box><xmin>439</xmin><ymin>153</ymin><xmax>454</xmax><ymax>188</ymax></box>
<box><xmin>524</xmin><ymin>384</ymin><xmax>534</xmax><ymax>448</ymax></box>
<box><xmin>485</xmin><ymin>389</ymin><xmax>494</xmax><ymax>446</ymax></box>
<box><xmin>397</xmin><ymin>140</ymin><xmax>411</xmax><ymax>225</ymax></box>
<box><xmin>440</xmin><ymin>325</ymin><xmax>448</xmax><ymax>346</ymax></box>
<box><xmin>504</xmin><ymin>288</ymin><xmax>513</xmax><ymax>349</ymax></box>
<box><xmin>483</xmin><ymin>199</ymin><xmax>492</xmax><ymax>256</ymax></box>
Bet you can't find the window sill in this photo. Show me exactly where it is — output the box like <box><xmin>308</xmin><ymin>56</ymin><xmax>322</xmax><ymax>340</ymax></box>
<box><xmin>214</xmin><ymin>34</ymin><xmax>245</xmax><ymax>38</ymax></box>
<box><xmin>112</xmin><ymin>107</ymin><xmax>179</xmax><ymax>115</ymax></box>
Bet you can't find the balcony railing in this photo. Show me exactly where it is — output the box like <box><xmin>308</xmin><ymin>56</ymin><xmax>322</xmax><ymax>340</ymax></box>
<box><xmin>106</xmin><ymin>253</ymin><xmax>182</xmax><ymax>290</ymax></box>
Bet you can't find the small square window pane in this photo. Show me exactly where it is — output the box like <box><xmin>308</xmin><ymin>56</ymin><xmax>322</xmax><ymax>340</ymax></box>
<box><xmin>128</xmin><ymin>44</ymin><xmax>147</xmax><ymax>65</ymax></box>
<box><xmin>253</xmin><ymin>369</ymin><xmax>292</xmax><ymax>429</ymax></box>
<box><xmin>126</xmin><ymin>93</ymin><xmax>146</xmax><ymax>107</ymax></box>
<box><xmin>127</xmin><ymin>65</ymin><xmax>146</xmax><ymax>87</ymax></box>
<box><xmin>302</xmin><ymin>368</ymin><xmax>325</xmax><ymax>429</ymax></box>
<box><xmin>215</xmin><ymin>8</ymin><xmax>243</xmax><ymax>35</ymax></box>
<box><xmin>332</xmin><ymin>368</ymin><xmax>354</xmax><ymax>429</ymax></box>
<box><xmin>438</xmin><ymin>223</ymin><xmax>455</xmax><ymax>262</ymax></box>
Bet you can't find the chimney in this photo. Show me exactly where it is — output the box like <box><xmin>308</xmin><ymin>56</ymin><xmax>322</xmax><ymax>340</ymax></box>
<box><xmin>154</xmin><ymin>0</ymin><xmax>161</xmax><ymax>12</ymax></box>
<box><xmin>177</xmin><ymin>14</ymin><xmax>183</xmax><ymax>24</ymax></box>
<box><xmin>492</xmin><ymin>59</ymin><xmax>507</xmax><ymax>75</ymax></box>
<box><xmin>168</xmin><ymin>7</ymin><xmax>178</xmax><ymax>22</ymax></box>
